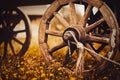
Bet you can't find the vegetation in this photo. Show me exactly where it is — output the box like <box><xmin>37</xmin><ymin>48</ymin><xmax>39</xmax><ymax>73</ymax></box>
<box><xmin>0</xmin><ymin>40</ymin><xmax>120</xmax><ymax>80</ymax></box>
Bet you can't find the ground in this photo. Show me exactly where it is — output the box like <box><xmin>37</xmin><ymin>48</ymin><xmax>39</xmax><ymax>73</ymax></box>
<box><xmin>0</xmin><ymin>39</ymin><xmax>120</xmax><ymax>80</ymax></box>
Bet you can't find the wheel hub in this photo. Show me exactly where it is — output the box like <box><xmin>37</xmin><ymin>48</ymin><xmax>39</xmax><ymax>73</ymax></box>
<box><xmin>0</xmin><ymin>27</ymin><xmax>14</xmax><ymax>42</ymax></box>
<box><xmin>63</xmin><ymin>26</ymin><xmax>86</xmax><ymax>43</ymax></box>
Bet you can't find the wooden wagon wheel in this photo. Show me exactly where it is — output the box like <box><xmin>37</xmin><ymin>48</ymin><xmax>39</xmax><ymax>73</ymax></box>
<box><xmin>0</xmin><ymin>7</ymin><xmax>31</xmax><ymax>60</ymax></box>
<box><xmin>39</xmin><ymin>0</ymin><xmax>119</xmax><ymax>75</ymax></box>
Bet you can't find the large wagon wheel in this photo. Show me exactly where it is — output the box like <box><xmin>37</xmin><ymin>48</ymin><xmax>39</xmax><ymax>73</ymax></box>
<box><xmin>0</xmin><ymin>7</ymin><xmax>31</xmax><ymax>60</ymax></box>
<box><xmin>39</xmin><ymin>0</ymin><xmax>119</xmax><ymax>75</ymax></box>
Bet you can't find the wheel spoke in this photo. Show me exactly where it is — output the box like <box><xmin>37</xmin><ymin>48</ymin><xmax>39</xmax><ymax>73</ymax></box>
<box><xmin>63</xmin><ymin>43</ymin><xmax>76</xmax><ymax>66</ymax></box>
<box><xmin>9</xmin><ymin>41</ymin><xmax>16</xmax><ymax>55</ymax></box>
<box><xmin>14</xmin><ymin>30</ymin><xmax>26</xmax><ymax>34</ymax></box>
<box><xmin>86</xmin><ymin>35</ymin><xmax>109</xmax><ymax>44</ymax></box>
<box><xmin>79</xmin><ymin>5</ymin><xmax>92</xmax><ymax>27</ymax></box>
<box><xmin>89</xmin><ymin>42</ymin><xmax>96</xmax><ymax>51</ymax></box>
<box><xmin>12</xmin><ymin>37</ymin><xmax>24</xmax><ymax>45</ymax></box>
<box><xmin>3</xmin><ymin>41</ymin><xmax>8</xmax><ymax>59</ymax></box>
<box><xmin>48</xmin><ymin>41</ymin><xmax>67</xmax><ymax>53</ymax></box>
<box><xmin>45</xmin><ymin>30</ymin><xmax>62</xmax><ymax>37</ymax></box>
<box><xmin>85</xmin><ymin>43</ymin><xmax>102</xmax><ymax>62</ymax></box>
<box><xmin>4</xmin><ymin>10</ymin><xmax>12</xmax><ymax>27</ymax></box>
<box><xmin>11</xmin><ymin>16</ymin><xmax>21</xmax><ymax>30</ymax></box>
<box><xmin>53</xmin><ymin>12</ymin><xmax>69</xmax><ymax>27</ymax></box>
<box><xmin>8</xmin><ymin>9</ymin><xmax>12</xmax><ymax>15</ymax></box>
<box><xmin>69</xmin><ymin>2</ymin><xmax>78</xmax><ymax>25</ymax></box>
<box><xmin>4</xmin><ymin>10</ymin><xmax>8</xmax><ymax>15</ymax></box>
<box><xmin>6</xmin><ymin>18</ymin><xmax>10</xmax><ymax>28</ymax></box>
<box><xmin>85</xmin><ymin>18</ymin><xmax>105</xmax><ymax>32</ymax></box>
<box><xmin>95</xmin><ymin>44</ymin><xmax>106</xmax><ymax>53</ymax></box>
<box><xmin>4</xmin><ymin>9</ymin><xmax>11</xmax><ymax>15</ymax></box>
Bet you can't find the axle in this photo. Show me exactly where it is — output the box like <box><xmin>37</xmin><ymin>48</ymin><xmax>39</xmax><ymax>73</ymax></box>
<box><xmin>62</xmin><ymin>27</ymin><xmax>84</xmax><ymax>43</ymax></box>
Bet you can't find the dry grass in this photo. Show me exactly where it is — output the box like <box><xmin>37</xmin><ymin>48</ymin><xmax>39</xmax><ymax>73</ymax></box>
<box><xmin>0</xmin><ymin>39</ymin><xmax>120</xmax><ymax>80</ymax></box>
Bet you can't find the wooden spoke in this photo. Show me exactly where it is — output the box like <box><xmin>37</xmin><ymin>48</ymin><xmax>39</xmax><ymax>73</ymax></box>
<box><xmin>53</xmin><ymin>12</ymin><xmax>69</xmax><ymax>27</ymax></box>
<box><xmin>4</xmin><ymin>10</ymin><xmax>13</xmax><ymax>27</ymax></box>
<box><xmin>9</xmin><ymin>41</ymin><xmax>16</xmax><ymax>55</ymax></box>
<box><xmin>79</xmin><ymin>5</ymin><xmax>92</xmax><ymax>27</ymax></box>
<box><xmin>85</xmin><ymin>43</ymin><xmax>102</xmax><ymax>62</ymax></box>
<box><xmin>45</xmin><ymin>30</ymin><xmax>62</xmax><ymax>37</ymax></box>
<box><xmin>63</xmin><ymin>44</ymin><xmax>76</xmax><ymax>66</ymax></box>
<box><xmin>69</xmin><ymin>2</ymin><xmax>78</xmax><ymax>25</ymax></box>
<box><xmin>9</xmin><ymin>9</ymin><xmax>12</xmax><ymax>14</ymax></box>
<box><xmin>89</xmin><ymin>42</ymin><xmax>107</xmax><ymax>53</ymax></box>
<box><xmin>4</xmin><ymin>42</ymin><xmax>7</xmax><ymax>53</ymax></box>
<box><xmin>12</xmin><ymin>37</ymin><xmax>24</xmax><ymax>45</ymax></box>
<box><xmin>11</xmin><ymin>16</ymin><xmax>21</xmax><ymax>30</ymax></box>
<box><xmin>85</xmin><ymin>18</ymin><xmax>105</xmax><ymax>32</ymax></box>
<box><xmin>6</xmin><ymin>18</ymin><xmax>10</xmax><ymax>27</ymax></box>
<box><xmin>4</xmin><ymin>10</ymin><xmax>8</xmax><ymax>15</ymax></box>
<box><xmin>95</xmin><ymin>44</ymin><xmax>106</xmax><ymax>53</ymax></box>
<box><xmin>14</xmin><ymin>30</ymin><xmax>26</xmax><ymax>34</ymax></box>
<box><xmin>14</xmin><ymin>29</ymin><xmax>26</xmax><ymax>33</ymax></box>
<box><xmin>4</xmin><ymin>9</ymin><xmax>11</xmax><ymax>15</ymax></box>
<box><xmin>3</xmin><ymin>42</ymin><xmax>8</xmax><ymax>58</ymax></box>
<box><xmin>48</xmin><ymin>41</ymin><xmax>67</xmax><ymax>53</ymax></box>
<box><xmin>86</xmin><ymin>35</ymin><xmax>109</xmax><ymax>44</ymax></box>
